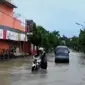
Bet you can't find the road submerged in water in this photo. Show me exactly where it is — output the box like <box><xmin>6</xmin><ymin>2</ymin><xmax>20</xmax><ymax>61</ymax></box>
<box><xmin>0</xmin><ymin>51</ymin><xmax>85</xmax><ymax>85</ymax></box>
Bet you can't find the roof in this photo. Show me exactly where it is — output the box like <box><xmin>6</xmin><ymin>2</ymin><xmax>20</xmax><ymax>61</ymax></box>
<box><xmin>56</xmin><ymin>46</ymin><xmax>68</xmax><ymax>48</ymax></box>
<box><xmin>55</xmin><ymin>46</ymin><xmax>70</xmax><ymax>53</ymax></box>
<box><xmin>0</xmin><ymin>0</ymin><xmax>17</xmax><ymax>8</ymax></box>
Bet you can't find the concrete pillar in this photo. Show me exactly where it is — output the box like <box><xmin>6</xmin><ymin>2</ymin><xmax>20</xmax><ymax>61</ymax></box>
<box><xmin>35</xmin><ymin>46</ymin><xmax>37</xmax><ymax>53</ymax></box>
<box><xmin>31</xmin><ymin>44</ymin><xmax>33</xmax><ymax>55</ymax></box>
<box><xmin>35</xmin><ymin>46</ymin><xmax>36</xmax><ymax>50</ymax></box>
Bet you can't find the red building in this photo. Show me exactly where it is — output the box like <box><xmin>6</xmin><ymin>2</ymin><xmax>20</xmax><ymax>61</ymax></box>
<box><xmin>0</xmin><ymin>0</ymin><xmax>37</xmax><ymax>56</ymax></box>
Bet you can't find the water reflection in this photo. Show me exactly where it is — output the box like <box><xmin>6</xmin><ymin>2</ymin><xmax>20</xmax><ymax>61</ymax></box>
<box><xmin>78</xmin><ymin>53</ymin><xmax>85</xmax><ymax>65</ymax></box>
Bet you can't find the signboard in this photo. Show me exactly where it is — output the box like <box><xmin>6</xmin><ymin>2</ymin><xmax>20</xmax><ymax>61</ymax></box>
<box><xmin>20</xmin><ymin>34</ymin><xmax>26</xmax><ymax>41</ymax></box>
<box><xmin>6</xmin><ymin>31</ymin><xmax>18</xmax><ymax>41</ymax></box>
<box><xmin>0</xmin><ymin>29</ymin><xmax>3</xmax><ymax>39</ymax></box>
<box><xmin>6</xmin><ymin>30</ymin><xmax>27</xmax><ymax>41</ymax></box>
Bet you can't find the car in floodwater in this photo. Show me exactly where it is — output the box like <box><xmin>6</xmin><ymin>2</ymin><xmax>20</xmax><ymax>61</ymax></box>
<box><xmin>54</xmin><ymin>46</ymin><xmax>70</xmax><ymax>63</ymax></box>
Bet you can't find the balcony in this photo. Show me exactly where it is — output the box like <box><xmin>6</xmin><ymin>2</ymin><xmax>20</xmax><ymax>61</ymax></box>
<box><xmin>0</xmin><ymin>10</ymin><xmax>25</xmax><ymax>32</ymax></box>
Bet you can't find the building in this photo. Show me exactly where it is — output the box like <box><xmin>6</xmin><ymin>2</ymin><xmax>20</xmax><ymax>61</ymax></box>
<box><xmin>0</xmin><ymin>0</ymin><xmax>37</xmax><ymax>57</ymax></box>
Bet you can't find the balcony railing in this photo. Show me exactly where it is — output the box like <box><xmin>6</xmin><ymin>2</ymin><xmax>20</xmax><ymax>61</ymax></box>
<box><xmin>0</xmin><ymin>10</ymin><xmax>25</xmax><ymax>32</ymax></box>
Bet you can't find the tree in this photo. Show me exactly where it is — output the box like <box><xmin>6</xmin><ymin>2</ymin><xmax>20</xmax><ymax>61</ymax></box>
<box><xmin>79</xmin><ymin>29</ymin><xmax>85</xmax><ymax>52</ymax></box>
<box><xmin>70</xmin><ymin>36</ymin><xmax>79</xmax><ymax>51</ymax></box>
<box><xmin>28</xmin><ymin>23</ymin><xmax>61</xmax><ymax>52</ymax></box>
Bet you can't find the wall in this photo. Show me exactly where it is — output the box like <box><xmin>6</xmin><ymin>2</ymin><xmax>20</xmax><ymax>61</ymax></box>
<box><xmin>23</xmin><ymin>42</ymin><xmax>31</xmax><ymax>54</ymax></box>
<box><xmin>0</xmin><ymin>4</ymin><xmax>25</xmax><ymax>32</ymax></box>
<box><xmin>0</xmin><ymin>40</ymin><xmax>24</xmax><ymax>53</ymax></box>
<box><xmin>0</xmin><ymin>40</ymin><xmax>9</xmax><ymax>49</ymax></box>
<box><xmin>0</xmin><ymin>4</ymin><xmax>13</xmax><ymax>16</ymax></box>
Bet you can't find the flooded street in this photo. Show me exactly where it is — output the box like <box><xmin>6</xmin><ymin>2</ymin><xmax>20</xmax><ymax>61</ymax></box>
<box><xmin>0</xmin><ymin>51</ymin><xmax>85</xmax><ymax>85</ymax></box>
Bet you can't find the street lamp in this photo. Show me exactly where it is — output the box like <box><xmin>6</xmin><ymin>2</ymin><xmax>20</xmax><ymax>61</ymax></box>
<box><xmin>75</xmin><ymin>22</ymin><xmax>85</xmax><ymax>29</ymax></box>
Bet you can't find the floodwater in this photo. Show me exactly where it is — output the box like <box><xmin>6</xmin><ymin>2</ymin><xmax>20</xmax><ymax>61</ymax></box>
<box><xmin>0</xmin><ymin>51</ymin><xmax>85</xmax><ymax>85</ymax></box>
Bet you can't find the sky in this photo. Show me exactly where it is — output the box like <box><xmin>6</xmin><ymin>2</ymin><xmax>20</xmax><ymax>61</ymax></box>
<box><xmin>12</xmin><ymin>0</ymin><xmax>85</xmax><ymax>37</ymax></box>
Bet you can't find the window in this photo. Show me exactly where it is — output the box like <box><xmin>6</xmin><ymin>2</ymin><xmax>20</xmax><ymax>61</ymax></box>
<box><xmin>56</xmin><ymin>48</ymin><xmax>68</xmax><ymax>53</ymax></box>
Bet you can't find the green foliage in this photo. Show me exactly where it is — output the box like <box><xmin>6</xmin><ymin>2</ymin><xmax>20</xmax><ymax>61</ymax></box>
<box><xmin>27</xmin><ymin>21</ymin><xmax>85</xmax><ymax>53</ymax></box>
<box><xmin>78</xmin><ymin>29</ymin><xmax>85</xmax><ymax>52</ymax></box>
<box><xmin>28</xmin><ymin>23</ymin><xmax>61</xmax><ymax>52</ymax></box>
<box><xmin>70</xmin><ymin>36</ymin><xmax>79</xmax><ymax>51</ymax></box>
<box><xmin>67</xmin><ymin>29</ymin><xmax>85</xmax><ymax>52</ymax></box>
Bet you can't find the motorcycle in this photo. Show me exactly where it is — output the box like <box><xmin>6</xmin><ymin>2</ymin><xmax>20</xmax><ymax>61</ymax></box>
<box><xmin>31</xmin><ymin>53</ymin><xmax>48</xmax><ymax>71</ymax></box>
<box><xmin>31</xmin><ymin>55</ymin><xmax>41</xmax><ymax>72</ymax></box>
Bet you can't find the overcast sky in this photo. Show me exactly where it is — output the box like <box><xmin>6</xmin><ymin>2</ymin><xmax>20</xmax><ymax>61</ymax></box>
<box><xmin>13</xmin><ymin>0</ymin><xmax>85</xmax><ymax>37</ymax></box>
